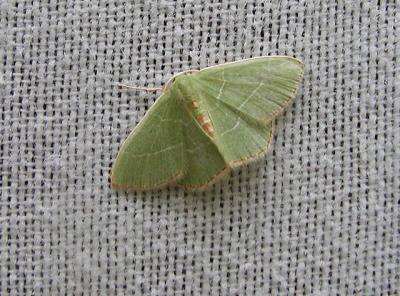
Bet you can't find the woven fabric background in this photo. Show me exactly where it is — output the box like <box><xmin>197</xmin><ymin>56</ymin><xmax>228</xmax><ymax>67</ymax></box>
<box><xmin>1</xmin><ymin>0</ymin><xmax>399</xmax><ymax>295</ymax></box>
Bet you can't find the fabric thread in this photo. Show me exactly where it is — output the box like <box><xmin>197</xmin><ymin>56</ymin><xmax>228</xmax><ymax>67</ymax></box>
<box><xmin>0</xmin><ymin>1</ymin><xmax>399</xmax><ymax>295</ymax></box>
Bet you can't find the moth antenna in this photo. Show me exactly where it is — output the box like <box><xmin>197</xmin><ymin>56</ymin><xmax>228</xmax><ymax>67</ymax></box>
<box><xmin>115</xmin><ymin>82</ymin><xmax>162</xmax><ymax>93</ymax></box>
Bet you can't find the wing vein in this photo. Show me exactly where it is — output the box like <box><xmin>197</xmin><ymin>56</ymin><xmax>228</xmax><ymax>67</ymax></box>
<box><xmin>221</xmin><ymin>119</ymin><xmax>241</xmax><ymax>136</ymax></box>
<box><xmin>238</xmin><ymin>81</ymin><xmax>264</xmax><ymax>109</ymax></box>
<box><xmin>126</xmin><ymin>142</ymin><xmax>184</xmax><ymax>158</ymax></box>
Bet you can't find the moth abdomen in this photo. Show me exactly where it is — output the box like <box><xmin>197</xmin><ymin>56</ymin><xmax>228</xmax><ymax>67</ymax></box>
<box><xmin>187</xmin><ymin>98</ymin><xmax>216</xmax><ymax>137</ymax></box>
<box><xmin>195</xmin><ymin>112</ymin><xmax>215</xmax><ymax>138</ymax></box>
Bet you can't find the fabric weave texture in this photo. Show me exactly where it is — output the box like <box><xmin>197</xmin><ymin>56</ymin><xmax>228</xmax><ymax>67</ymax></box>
<box><xmin>1</xmin><ymin>1</ymin><xmax>399</xmax><ymax>295</ymax></box>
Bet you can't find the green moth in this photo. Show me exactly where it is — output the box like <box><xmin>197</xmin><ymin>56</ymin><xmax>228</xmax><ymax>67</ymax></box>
<box><xmin>111</xmin><ymin>56</ymin><xmax>304</xmax><ymax>190</ymax></box>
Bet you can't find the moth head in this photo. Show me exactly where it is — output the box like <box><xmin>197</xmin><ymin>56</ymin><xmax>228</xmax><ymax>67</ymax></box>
<box><xmin>163</xmin><ymin>69</ymin><xmax>200</xmax><ymax>91</ymax></box>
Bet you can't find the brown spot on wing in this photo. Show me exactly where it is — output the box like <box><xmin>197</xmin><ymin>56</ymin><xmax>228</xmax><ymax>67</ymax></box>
<box><xmin>191</xmin><ymin>100</ymin><xmax>200</xmax><ymax>109</ymax></box>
